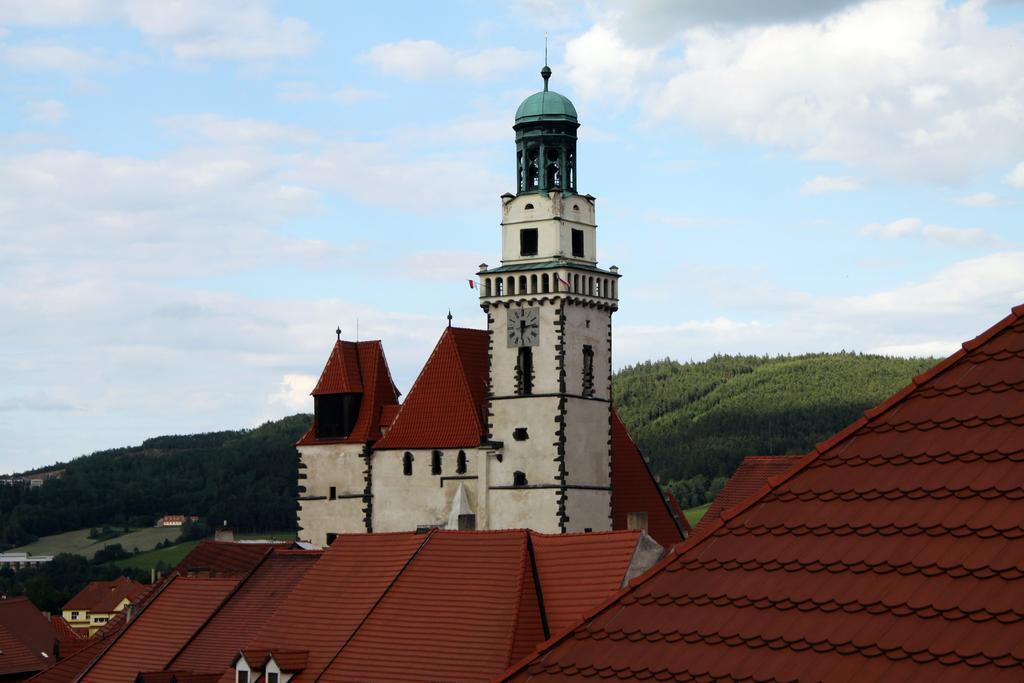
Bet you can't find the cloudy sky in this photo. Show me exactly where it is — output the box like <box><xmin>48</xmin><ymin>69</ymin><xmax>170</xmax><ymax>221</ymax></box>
<box><xmin>2</xmin><ymin>0</ymin><xmax>1023</xmax><ymax>473</ymax></box>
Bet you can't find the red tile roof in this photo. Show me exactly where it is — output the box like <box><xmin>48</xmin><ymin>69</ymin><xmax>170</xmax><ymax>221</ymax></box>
<box><xmin>0</xmin><ymin>596</ymin><xmax>56</xmax><ymax>676</ymax></box>
<box><xmin>297</xmin><ymin>340</ymin><xmax>401</xmax><ymax>446</ymax></box>
<box><xmin>79</xmin><ymin>577</ymin><xmax>238</xmax><ymax>683</ymax></box>
<box><xmin>373</xmin><ymin>327</ymin><xmax>489</xmax><ymax>450</ymax></box>
<box><xmin>503</xmin><ymin>303</ymin><xmax>1024</xmax><ymax>682</ymax></box>
<box><xmin>173</xmin><ymin>541</ymin><xmax>281</xmax><ymax>577</ymax></box>
<box><xmin>0</xmin><ymin>624</ymin><xmax>48</xmax><ymax>677</ymax></box>
<box><xmin>530</xmin><ymin>530</ymin><xmax>643</xmax><ymax>636</ymax></box>
<box><xmin>27</xmin><ymin>639</ymin><xmax>106</xmax><ymax>683</ymax></box>
<box><xmin>64</xmin><ymin>577</ymin><xmax>146</xmax><ymax>613</ymax></box>
<box><xmin>168</xmin><ymin>549</ymin><xmax>321</xmax><ymax>675</ymax></box>
<box><xmin>610</xmin><ymin>410</ymin><xmax>688</xmax><ymax>546</ymax></box>
<box><xmin>242</xmin><ymin>532</ymin><xmax>430</xmax><ymax>681</ymax></box>
<box><xmin>693</xmin><ymin>454</ymin><xmax>804</xmax><ymax>535</ymax></box>
<box><xmin>232</xmin><ymin>529</ymin><xmax>650</xmax><ymax>682</ymax></box>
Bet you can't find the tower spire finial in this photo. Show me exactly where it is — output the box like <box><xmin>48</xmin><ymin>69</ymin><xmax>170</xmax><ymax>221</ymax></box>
<box><xmin>447</xmin><ymin>310</ymin><xmax>453</xmax><ymax>328</ymax></box>
<box><xmin>335</xmin><ymin>325</ymin><xmax>341</xmax><ymax>341</ymax></box>
<box><xmin>541</xmin><ymin>33</ymin><xmax>551</xmax><ymax>92</ymax></box>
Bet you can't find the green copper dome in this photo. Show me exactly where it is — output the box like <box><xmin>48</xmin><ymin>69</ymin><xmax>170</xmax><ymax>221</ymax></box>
<box><xmin>515</xmin><ymin>65</ymin><xmax>578</xmax><ymax>124</ymax></box>
<box><xmin>515</xmin><ymin>89</ymin><xmax>578</xmax><ymax>123</ymax></box>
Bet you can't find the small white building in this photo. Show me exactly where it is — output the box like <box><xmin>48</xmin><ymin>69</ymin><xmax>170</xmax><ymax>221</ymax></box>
<box><xmin>0</xmin><ymin>552</ymin><xmax>54</xmax><ymax>569</ymax></box>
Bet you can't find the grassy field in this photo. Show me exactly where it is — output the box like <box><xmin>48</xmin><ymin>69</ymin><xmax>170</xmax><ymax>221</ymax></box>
<box><xmin>112</xmin><ymin>540</ymin><xmax>201</xmax><ymax>571</ymax></box>
<box><xmin>684</xmin><ymin>504</ymin><xmax>710</xmax><ymax>529</ymax></box>
<box><xmin>11</xmin><ymin>526</ymin><xmax>181</xmax><ymax>559</ymax></box>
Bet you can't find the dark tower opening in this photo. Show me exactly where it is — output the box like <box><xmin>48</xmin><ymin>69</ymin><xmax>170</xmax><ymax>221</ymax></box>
<box><xmin>314</xmin><ymin>393</ymin><xmax>362</xmax><ymax>439</ymax></box>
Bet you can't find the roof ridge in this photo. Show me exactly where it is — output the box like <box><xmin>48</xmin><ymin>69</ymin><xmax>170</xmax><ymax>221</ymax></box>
<box><xmin>165</xmin><ymin>545</ymin><xmax>275</xmax><ymax>668</ymax></box>
<box><xmin>502</xmin><ymin>532</ymin><xmax>532</xmax><ymax>668</ymax></box>
<box><xmin>312</xmin><ymin>529</ymin><xmax>436</xmax><ymax>681</ymax></box>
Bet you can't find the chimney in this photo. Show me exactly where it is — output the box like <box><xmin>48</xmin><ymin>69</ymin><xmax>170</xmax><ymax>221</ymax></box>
<box><xmin>626</xmin><ymin>511</ymin><xmax>649</xmax><ymax>533</ymax></box>
<box><xmin>214</xmin><ymin>520</ymin><xmax>235</xmax><ymax>542</ymax></box>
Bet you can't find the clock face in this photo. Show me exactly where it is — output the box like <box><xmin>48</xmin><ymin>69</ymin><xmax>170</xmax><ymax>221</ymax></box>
<box><xmin>507</xmin><ymin>307</ymin><xmax>540</xmax><ymax>347</ymax></box>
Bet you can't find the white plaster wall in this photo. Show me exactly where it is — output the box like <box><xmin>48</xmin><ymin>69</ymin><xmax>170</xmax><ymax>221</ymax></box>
<box><xmin>371</xmin><ymin>448</ymin><xmax>478</xmax><ymax>532</ymax></box>
<box><xmin>561</xmin><ymin>304</ymin><xmax>612</xmax><ymax>399</ymax></box>
<box><xmin>490</xmin><ymin>303</ymin><xmax>561</xmax><ymax>397</ymax></box>
<box><xmin>500</xmin><ymin>192</ymin><xmax>597</xmax><ymax>264</ymax></box>
<box><xmin>487</xmin><ymin>488</ymin><xmax>561</xmax><ymax>532</ymax></box>
<box><xmin>563</xmin><ymin>398</ymin><xmax>612</xmax><ymax>486</ymax></box>
<box><xmin>563</xmin><ymin>488</ymin><xmax>613</xmax><ymax>533</ymax></box>
<box><xmin>489</xmin><ymin>396</ymin><xmax>561</xmax><ymax>486</ymax></box>
<box><xmin>298</xmin><ymin>443</ymin><xmax>368</xmax><ymax>545</ymax></box>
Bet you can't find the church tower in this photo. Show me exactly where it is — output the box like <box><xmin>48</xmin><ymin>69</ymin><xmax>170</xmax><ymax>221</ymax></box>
<box><xmin>477</xmin><ymin>65</ymin><xmax>619</xmax><ymax>533</ymax></box>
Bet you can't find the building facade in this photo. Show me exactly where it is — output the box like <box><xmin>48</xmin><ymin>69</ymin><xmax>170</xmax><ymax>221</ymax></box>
<box><xmin>296</xmin><ymin>66</ymin><xmax>687</xmax><ymax>548</ymax></box>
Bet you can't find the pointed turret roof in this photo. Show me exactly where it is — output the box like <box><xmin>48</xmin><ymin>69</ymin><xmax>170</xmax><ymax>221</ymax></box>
<box><xmin>374</xmin><ymin>327</ymin><xmax>489</xmax><ymax>450</ymax></box>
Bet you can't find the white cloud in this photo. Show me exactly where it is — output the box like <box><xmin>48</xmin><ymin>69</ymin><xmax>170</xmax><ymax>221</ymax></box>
<box><xmin>860</xmin><ymin>217</ymin><xmax>1006</xmax><ymax>248</ymax></box>
<box><xmin>800</xmin><ymin>175</ymin><xmax>863</xmax><ymax>195</ymax></box>
<box><xmin>0</xmin><ymin>0</ymin><xmax>315</xmax><ymax>61</ymax></box>
<box><xmin>333</xmin><ymin>87</ymin><xmax>385</xmax><ymax>105</ymax></box>
<box><xmin>0</xmin><ymin>43</ymin><xmax>102</xmax><ymax>70</ymax></box>
<box><xmin>24</xmin><ymin>99</ymin><xmax>67</xmax><ymax>125</ymax></box>
<box><xmin>952</xmin><ymin>192</ymin><xmax>999</xmax><ymax>207</ymax></box>
<box><xmin>362</xmin><ymin>40</ymin><xmax>532</xmax><ymax>82</ymax></box>
<box><xmin>161</xmin><ymin>114</ymin><xmax>318</xmax><ymax>145</ymax></box>
<box><xmin>398</xmin><ymin>250</ymin><xmax>488</xmax><ymax>283</ymax></box>
<box><xmin>568</xmin><ymin>0</ymin><xmax>1024</xmax><ymax>184</ymax></box>
<box><xmin>1007</xmin><ymin>161</ymin><xmax>1024</xmax><ymax>188</ymax></box>
<box><xmin>267</xmin><ymin>373</ymin><xmax>316</xmax><ymax>412</ymax></box>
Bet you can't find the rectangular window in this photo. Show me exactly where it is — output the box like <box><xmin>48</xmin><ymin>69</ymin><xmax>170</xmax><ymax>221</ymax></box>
<box><xmin>517</xmin><ymin>347</ymin><xmax>533</xmax><ymax>396</ymax></box>
<box><xmin>268</xmin><ymin>673</ymin><xmax>279</xmax><ymax>683</ymax></box>
<box><xmin>329</xmin><ymin>486</ymin><xmax>337</xmax><ymax>500</ymax></box>
<box><xmin>571</xmin><ymin>229</ymin><xmax>585</xmax><ymax>257</ymax></box>
<box><xmin>520</xmin><ymin>228</ymin><xmax>538</xmax><ymax>256</ymax></box>
<box><xmin>237</xmin><ymin>671</ymin><xmax>249</xmax><ymax>683</ymax></box>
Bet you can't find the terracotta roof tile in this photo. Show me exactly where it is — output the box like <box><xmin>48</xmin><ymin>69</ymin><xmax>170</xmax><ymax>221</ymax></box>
<box><xmin>174</xmin><ymin>541</ymin><xmax>281</xmax><ymax>577</ymax></box>
<box><xmin>242</xmin><ymin>532</ymin><xmax>430</xmax><ymax>682</ymax></box>
<box><xmin>297</xmin><ymin>340</ymin><xmax>400</xmax><ymax>446</ymax></box>
<box><xmin>503</xmin><ymin>304</ymin><xmax>1024</xmax><ymax>682</ymax></box>
<box><xmin>693</xmin><ymin>454</ymin><xmax>804</xmax><ymax>535</ymax></box>
<box><xmin>168</xmin><ymin>549</ymin><xmax>321</xmax><ymax>674</ymax></box>
<box><xmin>610</xmin><ymin>410</ymin><xmax>688</xmax><ymax>546</ymax></box>
<box><xmin>374</xmin><ymin>327</ymin><xmax>489</xmax><ymax>450</ymax></box>
<box><xmin>79</xmin><ymin>577</ymin><xmax>238</xmax><ymax>683</ymax></box>
<box><xmin>64</xmin><ymin>577</ymin><xmax>146</xmax><ymax>613</ymax></box>
<box><xmin>0</xmin><ymin>596</ymin><xmax>56</xmax><ymax>675</ymax></box>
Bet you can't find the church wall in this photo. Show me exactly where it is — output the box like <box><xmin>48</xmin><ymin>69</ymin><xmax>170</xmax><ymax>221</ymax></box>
<box><xmin>489</xmin><ymin>303</ymin><xmax>561</xmax><ymax>397</ymax></box>
<box><xmin>500</xmin><ymin>192</ymin><xmax>596</xmax><ymax>265</ymax></box>
<box><xmin>488</xmin><ymin>396</ymin><xmax>562</xmax><ymax>486</ymax></box>
<box><xmin>297</xmin><ymin>443</ymin><xmax>368</xmax><ymax>546</ymax></box>
<box><xmin>371</xmin><ymin>448</ymin><xmax>478</xmax><ymax>532</ymax></box>
<box><xmin>561</xmin><ymin>303</ymin><xmax>611</xmax><ymax>399</ymax></box>
<box><xmin>563</xmin><ymin>489</ymin><xmax>613</xmax><ymax>533</ymax></box>
<box><xmin>486</xmin><ymin>488</ymin><xmax>561</xmax><ymax>532</ymax></box>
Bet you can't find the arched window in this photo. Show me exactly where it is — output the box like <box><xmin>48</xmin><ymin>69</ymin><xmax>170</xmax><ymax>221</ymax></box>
<box><xmin>574</xmin><ymin>274</ymin><xmax>580</xmax><ymax>292</ymax></box>
<box><xmin>431</xmin><ymin>450</ymin><xmax>442</xmax><ymax>475</ymax></box>
<box><xmin>530</xmin><ymin>274</ymin><xmax>538</xmax><ymax>293</ymax></box>
<box><xmin>602</xmin><ymin>279</ymin><xmax>608</xmax><ymax>298</ymax></box>
<box><xmin>519</xmin><ymin>275</ymin><xmax>527</xmax><ymax>293</ymax></box>
<box><xmin>457</xmin><ymin>450</ymin><xmax>467</xmax><ymax>474</ymax></box>
<box><xmin>484</xmin><ymin>278</ymin><xmax>491</xmax><ymax>297</ymax></box>
<box><xmin>542</xmin><ymin>273</ymin><xmax>550</xmax><ymax>293</ymax></box>
<box><xmin>403</xmin><ymin>452</ymin><xmax>413</xmax><ymax>476</ymax></box>
<box><xmin>588</xmin><ymin>276</ymin><xmax>594</xmax><ymax>296</ymax></box>
<box><xmin>612</xmin><ymin>280</ymin><xmax>617</xmax><ymax>298</ymax></box>
<box><xmin>507</xmin><ymin>276</ymin><xmax>515</xmax><ymax>295</ymax></box>
<box><xmin>513</xmin><ymin>471</ymin><xmax>528</xmax><ymax>487</ymax></box>
<box><xmin>496</xmin><ymin>278</ymin><xmax>503</xmax><ymax>296</ymax></box>
<box><xmin>526</xmin><ymin>148</ymin><xmax>539</xmax><ymax>189</ymax></box>
<box><xmin>524</xmin><ymin>203</ymin><xmax>534</xmax><ymax>210</ymax></box>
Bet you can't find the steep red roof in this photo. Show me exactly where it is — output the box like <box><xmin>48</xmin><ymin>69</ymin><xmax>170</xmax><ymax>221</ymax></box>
<box><xmin>0</xmin><ymin>597</ymin><xmax>56</xmax><ymax>676</ymax></box>
<box><xmin>297</xmin><ymin>340</ymin><xmax>401</xmax><ymax>446</ymax></box>
<box><xmin>530</xmin><ymin>530</ymin><xmax>643</xmax><ymax>636</ymax></box>
<box><xmin>373</xmin><ymin>327</ymin><xmax>489</xmax><ymax>450</ymax></box>
<box><xmin>80</xmin><ymin>577</ymin><xmax>238</xmax><ymax>683</ymax></box>
<box><xmin>0</xmin><ymin>624</ymin><xmax>47</xmax><ymax>677</ymax></box>
<box><xmin>64</xmin><ymin>577</ymin><xmax>146</xmax><ymax>613</ymax></box>
<box><xmin>27</xmin><ymin>638</ymin><xmax>106</xmax><ymax>683</ymax></box>
<box><xmin>242</xmin><ymin>532</ymin><xmax>430</xmax><ymax>681</ymax></box>
<box><xmin>174</xmin><ymin>541</ymin><xmax>282</xmax><ymax>577</ymax></box>
<box><xmin>610</xmin><ymin>410</ymin><xmax>688</xmax><ymax>546</ymax></box>
<box><xmin>168</xmin><ymin>549</ymin><xmax>321</xmax><ymax>674</ymax></box>
<box><xmin>693</xmin><ymin>454</ymin><xmax>804</xmax><ymax>534</ymax></box>
<box><xmin>504</xmin><ymin>303</ymin><xmax>1024</xmax><ymax>682</ymax></box>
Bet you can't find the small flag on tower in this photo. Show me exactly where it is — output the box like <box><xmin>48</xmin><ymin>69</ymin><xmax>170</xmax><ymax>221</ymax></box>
<box><xmin>557</xmin><ymin>275</ymin><xmax>571</xmax><ymax>289</ymax></box>
<box><xmin>468</xmin><ymin>279</ymin><xmax>477</xmax><ymax>289</ymax></box>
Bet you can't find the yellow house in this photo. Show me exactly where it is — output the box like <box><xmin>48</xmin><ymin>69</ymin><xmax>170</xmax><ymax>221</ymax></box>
<box><xmin>62</xmin><ymin>576</ymin><xmax>146</xmax><ymax>636</ymax></box>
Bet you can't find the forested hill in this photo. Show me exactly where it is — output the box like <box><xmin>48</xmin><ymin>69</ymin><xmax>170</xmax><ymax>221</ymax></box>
<box><xmin>613</xmin><ymin>353</ymin><xmax>938</xmax><ymax>507</ymax></box>
<box><xmin>0</xmin><ymin>415</ymin><xmax>310</xmax><ymax>549</ymax></box>
<box><xmin>1</xmin><ymin>353</ymin><xmax>937</xmax><ymax>549</ymax></box>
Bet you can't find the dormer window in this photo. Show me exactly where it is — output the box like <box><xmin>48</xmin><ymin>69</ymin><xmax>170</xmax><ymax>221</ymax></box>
<box><xmin>268</xmin><ymin>674</ymin><xmax>279</xmax><ymax>683</ymax></box>
<box><xmin>314</xmin><ymin>393</ymin><xmax>362</xmax><ymax>439</ymax></box>
<box><xmin>237</xmin><ymin>672</ymin><xmax>249</xmax><ymax>683</ymax></box>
